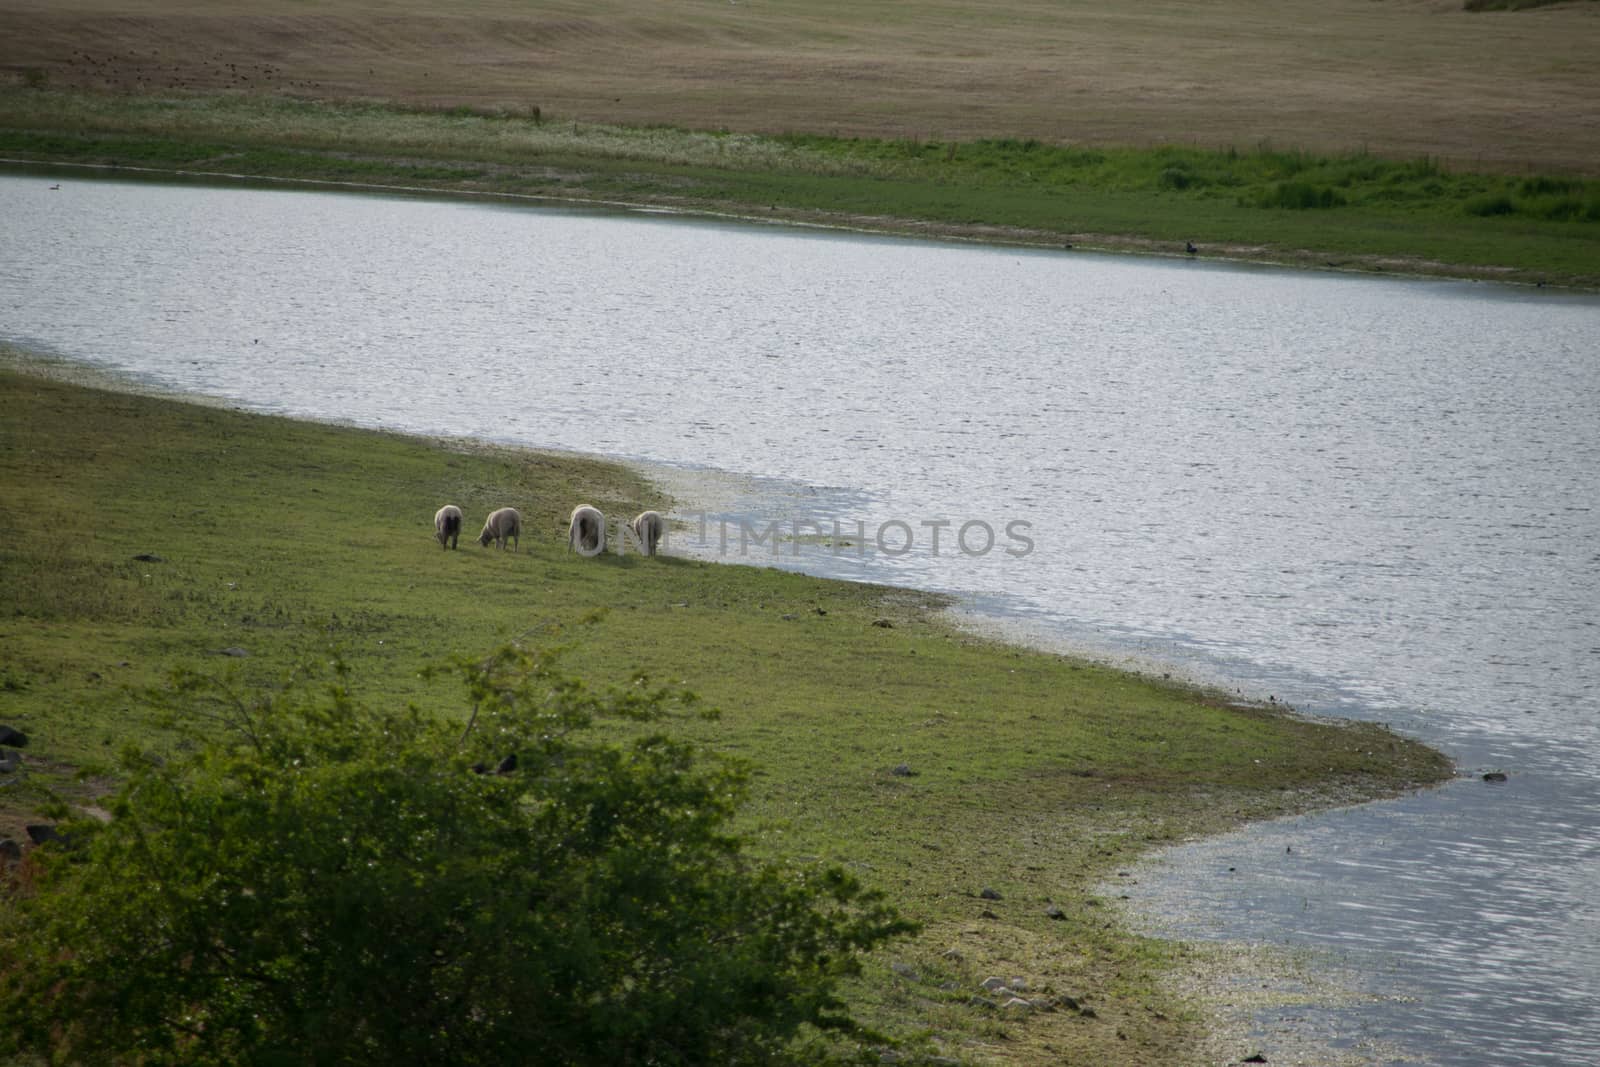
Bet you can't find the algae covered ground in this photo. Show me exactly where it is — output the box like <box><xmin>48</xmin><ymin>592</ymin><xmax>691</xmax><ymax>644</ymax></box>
<box><xmin>0</xmin><ymin>357</ymin><xmax>1452</xmax><ymax>1063</ymax></box>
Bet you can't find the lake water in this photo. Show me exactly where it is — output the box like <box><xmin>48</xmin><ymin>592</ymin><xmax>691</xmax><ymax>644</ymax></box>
<box><xmin>3</xmin><ymin>169</ymin><xmax>1597</xmax><ymax>1064</ymax></box>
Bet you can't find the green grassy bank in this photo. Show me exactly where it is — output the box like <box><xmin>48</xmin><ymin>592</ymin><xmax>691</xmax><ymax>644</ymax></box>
<box><xmin>3</xmin><ymin>87</ymin><xmax>1598</xmax><ymax>288</ymax></box>
<box><xmin>0</xmin><ymin>355</ymin><xmax>1453</xmax><ymax>1063</ymax></box>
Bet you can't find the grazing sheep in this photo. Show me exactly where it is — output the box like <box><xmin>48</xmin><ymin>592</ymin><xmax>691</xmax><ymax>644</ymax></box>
<box><xmin>568</xmin><ymin>505</ymin><xmax>605</xmax><ymax>557</ymax></box>
<box><xmin>631</xmin><ymin>510</ymin><xmax>665</xmax><ymax>556</ymax></box>
<box><xmin>434</xmin><ymin>504</ymin><xmax>463</xmax><ymax>550</ymax></box>
<box><xmin>478</xmin><ymin>507</ymin><xmax>522</xmax><ymax>551</ymax></box>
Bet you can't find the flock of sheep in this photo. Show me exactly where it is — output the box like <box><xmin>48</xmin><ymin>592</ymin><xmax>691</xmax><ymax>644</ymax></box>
<box><xmin>431</xmin><ymin>504</ymin><xmax>664</xmax><ymax>557</ymax></box>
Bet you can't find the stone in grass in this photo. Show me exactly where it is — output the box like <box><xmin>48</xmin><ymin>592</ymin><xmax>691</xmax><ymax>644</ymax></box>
<box><xmin>891</xmin><ymin>763</ymin><xmax>916</xmax><ymax>777</ymax></box>
<box><xmin>980</xmin><ymin>976</ymin><xmax>1030</xmax><ymax>996</ymax></box>
<box><xmin>1048</xmin><ymin>994</ymin><xmax>1096</xmax><ymax>1017</ymax></box>
<box><xmin>1045</xmin><ymin>903</ymin><xmax>1067</xmax><ymax>920</ymax></box>
<box><xmin>978</xmin><ymin>886</ymin><xmax>1002</xmax><ymax>900</ymax></box>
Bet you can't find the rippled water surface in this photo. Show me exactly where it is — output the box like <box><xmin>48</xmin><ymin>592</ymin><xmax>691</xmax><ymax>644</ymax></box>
<box><xmin>3</xmin><ymin>171</ymin><xmax>1598</xmax><ymax>1064</ymax></box>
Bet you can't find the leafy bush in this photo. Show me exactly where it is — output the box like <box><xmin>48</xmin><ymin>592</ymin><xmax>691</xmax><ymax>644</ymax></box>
<box><xmin>1519</xmin><ymin>175</ymin><xmax>1580</xmax><ymax>197</ymax></box>
<box><xmin>1157</xmin><ymin>166</ymin><xmax>1200</xmax><ymax>191</ymax></box>
<box><xmin>1252</xmin><ymin>181</ymin><xmax>1346</xmax><ymax>210</ymax></box>
<box><xmin>1526</xmin><ymin>195</ymin><xmax>1585</xmax><ymax>220</ymax></box>
<box><xmin>0</xmin><ymin>646</ymin><xmax>913</xmax><ymax>1066</ymax></box>
<box><xmin>1466</xmin><ymin>193</ymin><xmax>1517</xmax><ymax>217</ymax></box>
<box><xmin>1403</xmin><ymin>155</ymin><xmax>1442</xmax><ymax>180</ymax></box>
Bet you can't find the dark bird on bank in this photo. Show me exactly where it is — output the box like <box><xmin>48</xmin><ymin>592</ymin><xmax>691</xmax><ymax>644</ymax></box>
<box><xmin>1185</xmin><ymin>240</ymin><xmax>1197</xmax><ymax>255</ymax></box>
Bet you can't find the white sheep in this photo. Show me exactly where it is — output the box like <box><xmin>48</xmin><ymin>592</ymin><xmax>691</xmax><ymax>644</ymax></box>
<box><xmin>434</xmin><ymin>504</ymin><xmax>463</xmax><ymax>550</ymax></box>
<box><xmin>568</xmin><ymin>505</ymin><xmax>605</xmax><ymax>557</ymax></box>
<box><xmin>478</xmin><ymin>507</ymin><xmax>522</xmax><ymax>551</ymax></box>
<box><xmin>631</xmin><ymin>510</ymin><xmax>665</xmax><ymax>556</ymax></box>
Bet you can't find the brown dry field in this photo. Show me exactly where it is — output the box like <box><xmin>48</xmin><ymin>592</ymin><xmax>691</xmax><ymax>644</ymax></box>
<box><xmin>3</xmin><ymin>0</ymin><xmax>1599</xmax><ymax>174</ymax></box>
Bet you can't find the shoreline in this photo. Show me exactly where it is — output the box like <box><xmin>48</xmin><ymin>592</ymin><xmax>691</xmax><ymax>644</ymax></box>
<box><xmin>3</xmin><ymin>154</ymin><xmax>1588</xmax><ymax>294</ymax></box>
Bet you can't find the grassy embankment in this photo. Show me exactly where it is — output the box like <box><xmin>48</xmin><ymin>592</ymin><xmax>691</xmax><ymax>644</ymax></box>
<box><xmin>4</xmin><ymin>86</ymin><xmax>1599</xmax><ymax>288</ymax></box>
<box><xmin>0</xmin><ymin>356</ymin><xmax>1453</xmax><ymax>1064</ymax></box>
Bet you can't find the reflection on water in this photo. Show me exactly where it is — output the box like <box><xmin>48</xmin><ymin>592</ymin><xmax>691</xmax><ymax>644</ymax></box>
<box><xmin>1132</xmin><ymin>776</ymin><xmax>1600</xmax><ymax>1065</ymax></box>
<box><xmin>3</xmin><ymin>170</ymin><xmax>1598</xmax><ymax>1064</ymax></box>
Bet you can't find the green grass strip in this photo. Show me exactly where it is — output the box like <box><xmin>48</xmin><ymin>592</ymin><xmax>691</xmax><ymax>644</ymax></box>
<box><xmin>2</xmin><ymin>87</ymin><xmax>1597</xmax><ymax>287</ymax></box>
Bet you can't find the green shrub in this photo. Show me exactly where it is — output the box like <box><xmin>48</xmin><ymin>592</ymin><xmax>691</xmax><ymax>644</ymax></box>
<box><xmin>1526</xmin><ymin>195</ymin><xmax>1586</xmax><ymax>220</ymax></box>
<box><xmin>1466</xmin><ymin>194</ymin><xmax>1517</xmax><ymax>217</ymax></box>
<box><xmin>1157</xmin><ymin>166</ymin><xmax>1202</xmax><ymax>191</ymax></box>
<box><xmin>1404</xmin><ymin>155</ymin><xmax>1442</xmax><ymax>179</ymax></box>
<box><xmin>1259</xmin><ymin>148</ymin><xmax>1311</xmax><ymax>178</ymax></box>
<box><xmin>1519</xmin><ymin>175</ymin><xmax>1580</xmax><ymax>197</ymax></box>
<box><xmin>1254</xmin><ymin>181</ymin><xmax>1345</xmax><ymax>210</ymax></box>
<box><xmin>0</xmin><ymin>645</ymin><xmax>913</xmax><ymax>1066</ymax></box>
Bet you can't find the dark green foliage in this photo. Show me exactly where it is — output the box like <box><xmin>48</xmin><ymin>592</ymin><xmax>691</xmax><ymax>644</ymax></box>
<box><xmin>1466</xmin><ymin>193</ymin><xmax>1517</xmax><ymax>216</ymax></box>
<box><xmin>1524</xmin><ymin>195</ymin><xmax>1585</xmax><ymax>220</ymax></box>
<box><xmin>1252</xmin><ymin>181</ymin><xmax>1346</xmax><ymax>210</ymax></box>
<box><xmin>1519</xmin><ymin>175</ymin><xmax>1580</xmax><ymax>197</ymax></box>
<box><xmin>0</xmin><ymin>645</ymin><xmax>913</xmax><ymax>1066</ymax></box>
<box><xmin>1157</xmin><ymin>166</ymin><xmax>1200</xmax><ymax>191</ymax></box>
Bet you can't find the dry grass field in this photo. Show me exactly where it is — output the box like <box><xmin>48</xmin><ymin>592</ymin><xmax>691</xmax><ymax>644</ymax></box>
<box><xmin>3</xmin><ymin>0</ymin><xmax>1598</xmax><ymax>174</ymax></box>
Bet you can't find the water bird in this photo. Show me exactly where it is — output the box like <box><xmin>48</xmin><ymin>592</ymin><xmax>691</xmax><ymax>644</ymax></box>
<box><xmin>1185</xmin><ymin>240</ymin><xmax>1197</xmax><ymax>255</ymax></box>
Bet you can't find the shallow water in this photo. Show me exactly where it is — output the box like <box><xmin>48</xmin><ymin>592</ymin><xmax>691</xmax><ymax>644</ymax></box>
<box><xmin>3</xmin><ymin>169</ymin><xmax>1598</xmax><ymax>1064</ymax></box>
